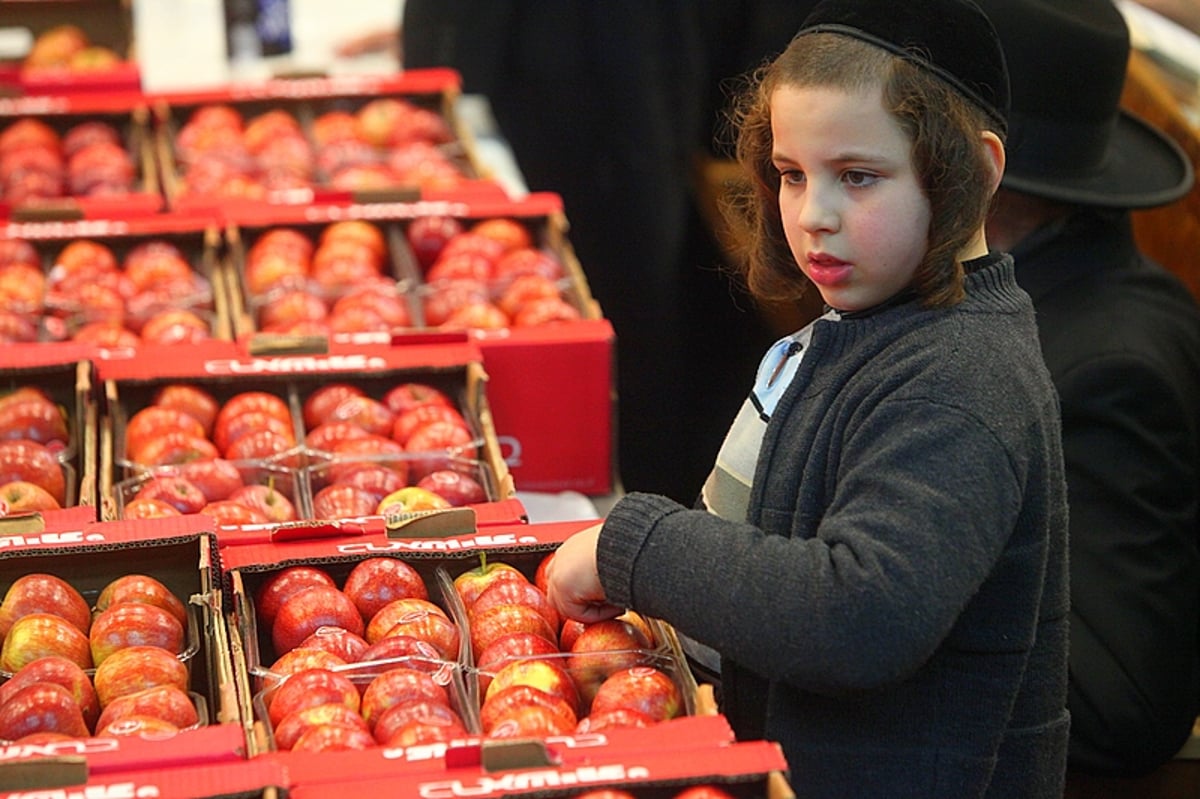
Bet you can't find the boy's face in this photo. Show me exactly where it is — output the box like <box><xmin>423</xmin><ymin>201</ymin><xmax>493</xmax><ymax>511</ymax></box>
<box><xmin>771</xmin><ymin>83</ymin><xmax>931</xmax><ymax>312</ymax></box>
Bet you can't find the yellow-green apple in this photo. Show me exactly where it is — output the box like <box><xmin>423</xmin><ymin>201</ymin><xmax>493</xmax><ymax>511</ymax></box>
<box><xmin>254</xmin><ymin>565</ymin><xmax>336</xmax><ymax>629</ymax></box>
<box><xmin>0</xmin><ymin>612</ymin><xmax>92</xmax><ymax>673</ymax></box>
<box><xmin>359</xmin><ymin>667</ymin><xmax>451</xmax><ymax>732</ymax></box>
<box><xmin>342</xmin><ymin>557</ymin><xmax>428</xmax><ymax>621</ymax></box>
<box><xmin>375</xmin><ymin>486</ymin><xmax>451</xmax><ymax>517</ymax></box>
<box><xmin>271</xmin><ymin>586</ymin><xmax>363</xmax><ymax>656</ymax></box>
<box><xmin>476</xmin><ymin>631</ymin><xmax>561</xmax><ymax>694</ymax></box>
<box><xmin>589</xmin><ymin>666</ymin><xmax>682</xmax><ymax>722</ymax></box>
<box><xmin>0</xmin><ymin>480</ymin><xmax>61</xmax><ymax>513</ymax></box>
<box><xmin>93</xmin><ymin>645</ymin><xmax>188</xmax><ymax>708</ymax></box>
<box><xmin>89</xmin><ymin>602</ymin><xmax>185</xmax><ymax>667</ymax></box>
<box><xmin>94</xmin><ymin>684</ymin><xmax>198</xmax><ymax>732</ymax></box>
<box><xmin>0</xmin><ymin>682</ymin><xmax>90</xmax><ymax>740</ymax></box>
<box><xmin>266</xmin><ymin>667</ymin><xmax>359</xmax><ymax>727</ymax></box>
<box><xmin>481</xmin><ymin>683</ymin><xmax>576</xmax><ymax>736</ymax></box>
<box><xmin>273</xmin><ymin>703</ymin><xmax>370</xmax><ymax>751</ymax></box>
<box><xmin>0</xmin><ymin>655</ymin><xmax>99</xmax><ymax>729</ymax></box>
<box><xmin>96</xmin><ymin>574</ymin><xmax>188</xmax><ymax>626</ymax></box>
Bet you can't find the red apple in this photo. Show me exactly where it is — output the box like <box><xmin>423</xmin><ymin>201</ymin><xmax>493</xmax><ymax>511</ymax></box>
<box><xmin>404</xmin><ymin>420</ymin><xmax>477</xmax><ymax>479</ymax></box>
<box><xmin>406</xmin><ymin>216</ymin><xmax>463</xmax><ymax>270</ymax></box>
<box><xmin>127</xmin><ymin>431</ymin><xmax>219</xmax><ymax>468</ymax></box>
<box><xmin>437</xmin><ymin>232</ymin><xmax>506</xmax><ymax>269</ymax></box>
<box><xmin>320</xmin><ymin>220</ymin><xmax>388</xmax><ymax>262</ymax></box>
<box><xmin>273</xmin><ymin>702</ymin><xmax>370</xmax><ymax>751</ymax></box>
<box><xmin>201</xmin><ymin>499</ymin><xmax>270</xmax><ymax>526</ymax></box>
<box><xmin>496</xmin><ymin>272</ymin><xmax>563</xmax><ymax>318</ymax></box>
<box><xmin>486</xmin><ymin>702</ymin><xmax>575</xmax><ymax>739</ymax></box>
<box><xmin>374</xmin><ymin>699</ymin><xmax>465</xmax><ymax>746</ymax></box>
<box><xmin>267</xmin><ymin>647</ymin><xmax>347</xmax><ymax>677</ymax></box>
<box><xmin>150</xmin><ymin>383</ymin><xmax>219</xmax><ymax>437</ymax></box>
<box><xmin>325</xmin><ymin>436</ymin><xmax>406</xmax><ymax>483</ymax></box>
<box><xmin>0</xmin><ymin>655</ymin><xmax>99</xmax><ymax>729</ymax></box>
<box><xmin>471</xmin><ymin>218</ymin><xmax>534</xmax><ymax>253</ymax></box>
<box><xmin>96</xmin><ymin>574</ymin><xmax>188</xmax><ymax>627</ymax></box>
<box><xmin>134</xmin><ymin>475</ymin><xmax>208</xmax><ymax>515</ymax></box>
<box><xmin>567</xmin><ymin>619</ymin><xmax>654</xmax><ymax>708</ymax></box>
<box><xmin>365</xmin><ymin>598</ymin><xmax>457</xmax><ymax>656</ymax></box>
<box><xmin>311</xmin><ymin>483</ymin><xmax>378</xmax><ymax>520</ymax></box>
<box><xmin>575</xmin><ymin>706</ymin><xmax>656</xmax><ymax>734</ymax></box>
<box><xmin>360</xmin><ymin>667</ymin><xmax>451</xmax><ymax>732</ymax></box>
<box><xmin>381</xmin><ymin>383</ymin><xmax>455</xmax><ymax>417</ymax></box>
<box><xmin>254</xmin><ymin>566</ymin><xmax>337</xmax><ymax>629</ymax></box>
<box><xmin>215</xmin><ymin>391</ymin><xmax>292</xmax><ymax>429</ymax></box>
<box><xmin>267</xmin><ymin>667</ymin><xmax>360</xmax><ymax>727</ymax></box>
<box><xmin>452</xmin><ymin>560</ymin><xmax>526</xmax><ymax>610</ymax></box>
<box><xmin>484</xmin><ymin>658</ymin><xmax>579</xmax><ymax>715</ymax></box>
<box><xmin>342</xmin><ymin>557</ymin><xmax>428</xmax><ymax>622</ymax></box>
<box><xmin>389</xmin><ymin>403</ymin><xmax>467</xmax><ymax>446</ymax></box>
<box><xmin>213</xmin><ymin>409</ymin><xmax>296</xmax><ymax>454</ymax></box>
<box><xmin>513</xmin><ymin>296</ymin><xmax>583</xmax><ymax>327</ymax></box>
<box><xmin>534</xmin><ymin>553</ymin><xmax>554</xmax><ymax>596</ymax></box>
<box><xmin>357</xmin><ymin>634</ymin><xmax>444</xmax><ymax>671</ymax></box>
<box><xmin>0</xmin><ymin>573</ymin><xmax>91</xmax><ymax>640</ymax></box>
<box><xmin>469</xmin><ymin>603</ymin><xmax>558</xmax><ymax>660</ymax></box>
<box><xmin>291</xmin><ymin>721</ymin><xmax>376</xmax><ymax>753</ymax></box>
<box><xmin>94</xmin><ymin>714</ymin><xmax>181</xmax><ymax>740</ymax></box>
<box><xmin>94</xmin><ymin>684</ymin><xmax>198</xmax><ymax>733</ymax></box>
<box><xmin>260</xmin><ymin>289</ymin><xmax>328</xmax><ymax>332</ymax></box>
<box><xmin>92</xmin><ymin>645</ymin><xmax>188</xmax><ymax>708</ymax></box>
<box><xmin>589</xmin><ymin>666</ymin><xmax>682</xmax><ymax>722</ymax></box>
<box><xmin>124</xmin><ymin>406</ymin><xmax>204</xmax><ymax>458</ymax></box>
<box><xmin>673</xmin><ymin>787</ymin><xmax>737</xmax><ymax>799</ymax></box>
<box><xmin>420</xmin><ymin>279</ymin><xmax>489</xmax><ymax>327</ymax></box>
<box><xmin>223</xmin><ymin>429</ymin><xmax>297</xmax><ymax>464</ymax></box>
<box><xmin>476</xmin><ymin>631</ymin><xmax>562</xmax><ymax>673</ymax></box>
<box><xmin>481</xmin><ymin>683</ymin><xmax>577</xmax><ymax>736</ymax></box>
<box><xmin>472</xmin><ymin>579</ymin><xmax>559</xmax><ymax>636</ymax></box>
<box><xmin>0</xmin><ymin>682</ymin><xmax>89</xmax><ymax>740</ymax></box>
<box><xmin>89</xmin><ymin>601</ymin><xmax>185</xmax><ymax>667</ymax></box>
<box><xmin>320</xmin><ymin>395</ymin><xmax>395</xmax><ymax>438</ymax></box>
<box><xmin>296</xmin><ymin>626</ymin><xmax>369</xmax><ymax>664</ymax></box>
<box><xmin>303</xmin><ymin>421</ymin><xmax>371</xmax><ymax>454</ymax></box>
<box><xmin>438</xmin><ymin>301</ymin><xmax>509</xmax><ymax>331</ymax></box>
<box><xmin>0</xmin><ymin>440</ymin><xmax>66</xmax><ymax>504</ymax></box>
<box><xmin>175</xmin><ymin>458</ymin><xmax>245</xmax><ymax>502</ymax></box>
<box><xmin>425</xmin><ymin>251</ymin><xmax>493</xmax><ymax>284</ymax></box>
<box><xmin>328</xmin><ymin>465</ymin><xmax>406</xmax><ymax>504</ymax></box>
<box><xmin>301</xmin><ymin>383</ymin><xmax>364</xmax><ymax>429</ymax></box>
<box><xmin>0</xmin><ymin>394</ymin><xmax>68</xmax><ymax>446</ymax></box>
<box><xmin>416</xmin><ymin>469</ymin><xmax>487</xmax><ymax>506</ymax></box>
<box><xmin>272</xmin><ymin>586</ymin><xmax>364</xmax><ymax>656</ymax></box>
<box><xmin>228</xmin><ymin>483</ymin><xmax>298</xmax><ymax>523</ymax></box>
<box><xmin>123</xmin><ymin>496</ymin><xmax>183</xmax><ymax>519</ymax></box>
<box><xmin>0</xmin><ymin>480</ymin><xmax>61</xmax><ymax>513</ymax></box>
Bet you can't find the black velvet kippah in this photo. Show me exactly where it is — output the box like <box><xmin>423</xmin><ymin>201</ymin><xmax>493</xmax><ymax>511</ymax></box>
<box><xmin>797</xmin><ymin>0</ymin><xmax>1009</xmax><ymax>133</ymax></box>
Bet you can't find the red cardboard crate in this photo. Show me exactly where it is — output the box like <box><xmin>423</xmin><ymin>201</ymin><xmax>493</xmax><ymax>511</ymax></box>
<box><xmin>0</xmin><ymin>514</ymin><xmax>250</xmax><ymax>775</ymax></box>
<box><xmin>0</xmin><ymin>94</ymin><xmax>159</xmax><ymax>219</ymax></box>
<box><xmin>0</xmin><ymin>343</ymin><xmax>98</xmax><ymax>520</ymax></box>
<box><xmin>149</xmin><ymin>69</ymin><xmax>507</xmax><ymax>214</ymax></box>
<box><xmin>95</xmin><ymin>339</ymin><xmax>518</xmax><ymax>527</ymax></box>
<box><xmin>221</xmin><ymin>194</ymin><xmax>616</xmax><ymax>496</ymax></box>
<box><xmin>0</xmin><ymin>212</ymin><xmax>229</xmax><ymax>345</ymax></box>
<box><xmin>0</xmin><ymin>756</ymin><xmax>287</xmax><ymax>799</ymax></box>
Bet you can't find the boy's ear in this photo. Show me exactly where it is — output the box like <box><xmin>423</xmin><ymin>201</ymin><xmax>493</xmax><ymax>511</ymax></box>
<box><xmin>981</xmin><ymin>130</ymin><xmax>1006</xmax><ymax>194</ymax></box>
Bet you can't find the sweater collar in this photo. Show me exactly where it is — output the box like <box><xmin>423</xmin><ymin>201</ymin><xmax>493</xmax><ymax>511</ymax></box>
<box><xmin>831</xmin><ymin>251</ymin><xmax>1018</xmax><ymax>319</ymax></box>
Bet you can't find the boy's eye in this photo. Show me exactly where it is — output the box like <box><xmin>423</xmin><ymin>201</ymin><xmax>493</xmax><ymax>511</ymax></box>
<box><xmin>779</xmin><ymin>169</ymin><xmax>805</xmax><ymax>186</ymax></box>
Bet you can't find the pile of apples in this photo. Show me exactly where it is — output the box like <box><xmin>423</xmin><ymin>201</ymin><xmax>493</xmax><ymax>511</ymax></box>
<box><xmin>119</xmin><ymin>379</ymin><xmax>488</xmax><ymax>523</ymax></box>
<box><xmin>0</xmin><ymin>386</ymin><xmax>71</xmax><ymax>513</ymax></box>
<box><xmin>252</xmin><ymin>558</ymin><xmax>468</xmax><ymax>751</ymax></box>
<box><xmin>407</xmin><ymin>215</ymin><xmax>583</xmax><ymax>330</ymax></box>
<box><xmin>250</xmin><ymin>550</ymin><xmax>687</xmax><ymax>753</ymax></box>
<box><xmin>0</xmin><ymin>235</ymin><xmax>215</xmax><ymax>346</ymax></box>
<box><xmin>244</xmin><ymin>220</ymin><xmax>411</xmax><ymax>336</ymax></box>
<box><xmin>172</xmin><ymin>97</ymin><xmax>465</xmax><ymax>202</ymax></box>
<box><xmin>0</xmin><ymin>572</ymin><xmax>198</xmax><ymax>743</ymax></box>
<box><xmin>461</xmin><ymin>555</ymin><xmax>683</xmax><ymax>739</ymax></box>
<box><xmin>21</xmin><ymin>24</ymin><xmax>125</xmax><ymax>76</ymax></box>
<box><xmin>0</xmin><ymin>117</ymin><xmax>137</xmax><ymax>205</ymax></box>
<box><xmin>303</xmin><ymin>380</ymin><xmax>487</xmax><ymax>519</ymax></box>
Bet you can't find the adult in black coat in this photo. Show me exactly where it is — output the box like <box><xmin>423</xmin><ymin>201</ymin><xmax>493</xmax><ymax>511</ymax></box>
<box><xmin>981</xmin><ymin>0</ymin><xmax>1200</xmax><ymax>778</ymax></box>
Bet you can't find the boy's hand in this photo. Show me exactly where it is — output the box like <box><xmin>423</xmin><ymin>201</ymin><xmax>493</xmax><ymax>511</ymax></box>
<box><xmin>546</xmin><ymin>522</ymin><xmax>624</xmax><ymax>624</ymax></box>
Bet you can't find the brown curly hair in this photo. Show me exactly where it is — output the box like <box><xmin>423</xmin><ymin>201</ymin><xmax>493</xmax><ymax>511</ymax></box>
<box><xmin>723</xmin><ymin>32</ymin><xmax>1004</xmax><ymax>309</ymax></box>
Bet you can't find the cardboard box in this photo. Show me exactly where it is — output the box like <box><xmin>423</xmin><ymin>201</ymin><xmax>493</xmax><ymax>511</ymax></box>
<box><xmin>222</xmin><ymin>193</ymin><xmax>617</xmax><ymax>496</ymax></box>
<box><xmin>0</xmin><ymin>211</ymin><xmax>227</xmax><ymax>344</ymax></box>
<box><xmin>0</xmin><ymin>514</ymin><xmax>250</xmax><ymax>775</ymax></box>
<box><xmin>95</xmin><ymin>339</ymin><xmax>517</xmax><ymax>527</ymax></box>
<box><xmin>0</xmin><ymin>343</ymin><xmax>98</xmax><ymax>523</ymax></box>
<box><xmin>149</xmin><ymin>69</ymin><xmax>508</xmax><ymax>214</ymax></box>
<box><xmin>0</xmin><ymin>94</ymin><xmax>159</xmax><ymax>219</ymax></box>
<box><xmin>0</xmin><ymin>756</ymin><xmax>286</xmax><ymax>799</ymax></box>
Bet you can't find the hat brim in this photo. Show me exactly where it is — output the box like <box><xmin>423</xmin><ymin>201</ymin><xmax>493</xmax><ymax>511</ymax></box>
<box><xmin>1001</xmin><ymin>111</ymin><xmax>1193</xmax><ymax>208</ymax></box>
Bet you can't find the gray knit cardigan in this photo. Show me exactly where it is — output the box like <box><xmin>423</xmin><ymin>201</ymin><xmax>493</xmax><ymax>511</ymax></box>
<box><xmin>598</xmin><ymin>253</ymin><xmax>1070</xmax><ymax>798</ymax></box>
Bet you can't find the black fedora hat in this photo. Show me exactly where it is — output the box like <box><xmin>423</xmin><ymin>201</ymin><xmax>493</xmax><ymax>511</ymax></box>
<box><xmin>797</xmin><ymin>0</ymin><xmax>1010</xmax><ymax>133</ymax></box>
<box><xmin>977</xmin><ymin>0</ymin><xmax>1193</xmax><ymax>208</ymax></box>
